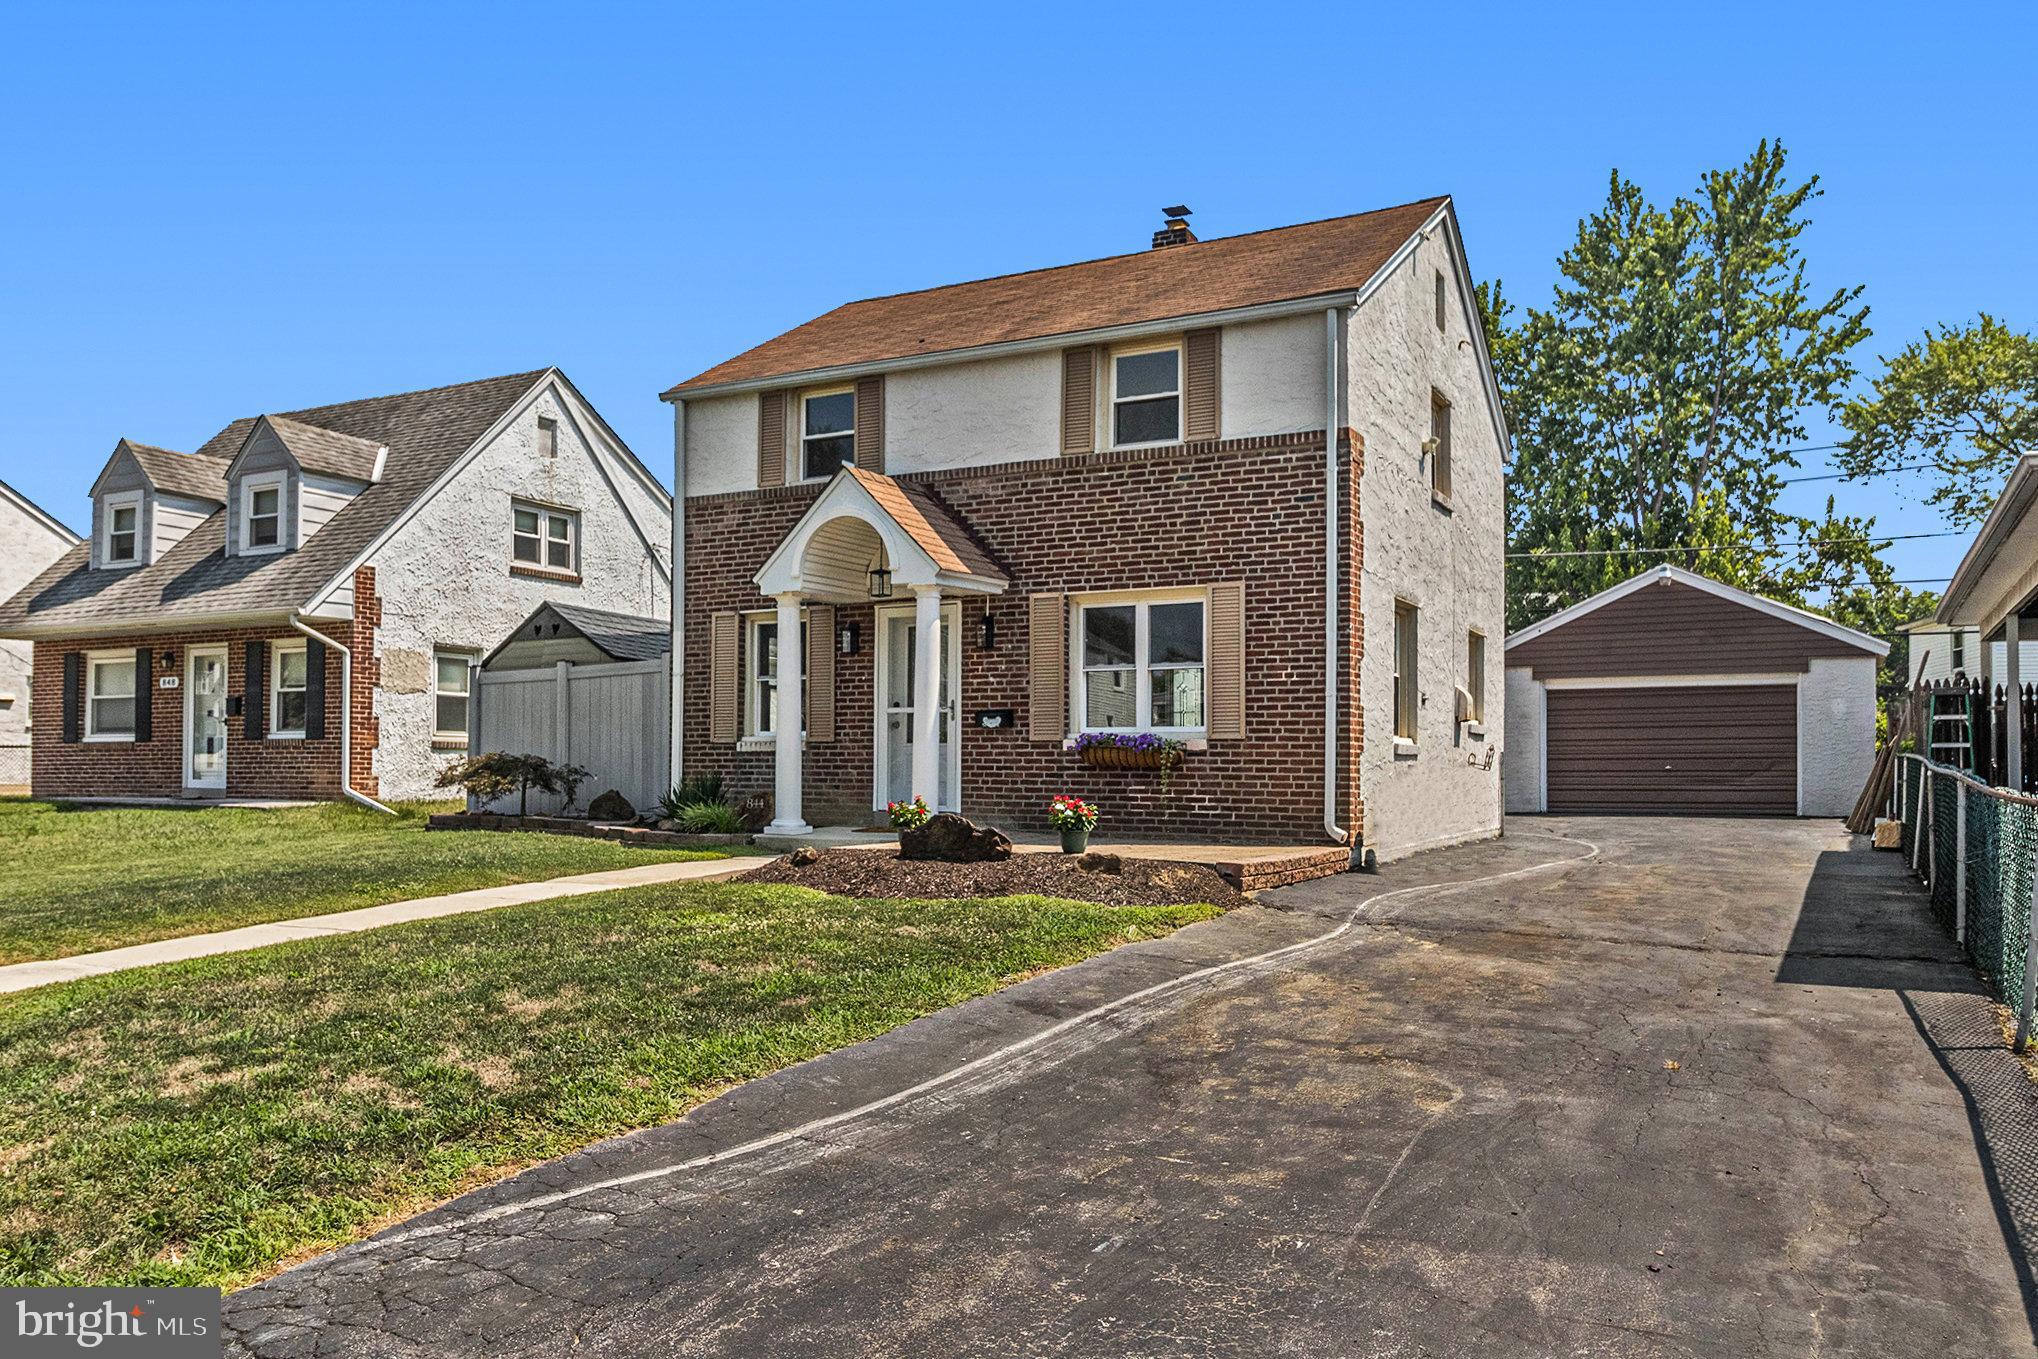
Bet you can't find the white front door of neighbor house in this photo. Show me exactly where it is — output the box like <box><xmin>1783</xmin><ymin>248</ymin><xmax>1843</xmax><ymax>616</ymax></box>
<box><xmin>876</xmin><ymin>604</ymin><xmax>961</xmax><ymax>812</ymax></box>
<box><xmin>185</xmin><ymin>646</ymin><xmax>228</xmax><ymax>791</ymax></box>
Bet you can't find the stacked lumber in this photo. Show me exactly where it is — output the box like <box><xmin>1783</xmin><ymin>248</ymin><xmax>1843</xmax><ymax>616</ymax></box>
<box><xmin>1848</xmin><ymin>696</ymin><xmax>1916</xmax><ymax>836</ymax></box>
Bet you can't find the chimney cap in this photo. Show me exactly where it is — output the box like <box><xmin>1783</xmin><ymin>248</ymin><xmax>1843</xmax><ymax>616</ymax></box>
<box><xmin>1163</xmin><ymin>204</ymin><xmax>1193</xmax><ymax>219</ymax></box>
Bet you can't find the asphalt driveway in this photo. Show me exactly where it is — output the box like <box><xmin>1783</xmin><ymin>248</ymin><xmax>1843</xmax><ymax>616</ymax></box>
<box><xmin>225</xmin><ymin>818</ymin><xmax>2038</xmax><ymax>1357</ymax></box>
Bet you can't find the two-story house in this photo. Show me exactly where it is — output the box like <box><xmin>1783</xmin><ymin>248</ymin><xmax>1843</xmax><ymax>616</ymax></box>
<box><xmin>0</xmin><ymin>370</ymin><xmax>671</xmax><ymax>805</ymax></box>
<box><xmin>0</xmin><ymin>480</ymin><xmax>82</xmax><ymax>789</ymax></box>
<box><xmin>662</xmin><ymin>199</ymin><xmax>1507</xmax><ymax>861</ymax></box>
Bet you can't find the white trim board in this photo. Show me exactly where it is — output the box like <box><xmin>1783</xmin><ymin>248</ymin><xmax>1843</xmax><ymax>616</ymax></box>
<box><xmin>1503</xmin><ymin>564</ymin><xmax>1889</xmax><ymax>657</ymax></box>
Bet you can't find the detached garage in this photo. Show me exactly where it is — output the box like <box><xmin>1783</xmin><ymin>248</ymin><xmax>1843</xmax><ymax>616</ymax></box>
<box><xmin>1503</xmin><ymin>566</ymin><xmax>1887</xmax><ymax>818</ymax></box>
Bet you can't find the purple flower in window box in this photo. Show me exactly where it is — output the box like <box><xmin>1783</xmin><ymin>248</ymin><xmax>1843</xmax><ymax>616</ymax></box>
<box><xmin>1067</xmin><ymin>731</ymin><xmax>1187</xmax><ymax>790</ymax></box>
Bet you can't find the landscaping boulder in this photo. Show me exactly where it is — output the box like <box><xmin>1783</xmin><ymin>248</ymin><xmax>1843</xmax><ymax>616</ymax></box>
<box><xmin>587</xmin><ymin>789</ymin><xmax>636</xmax><ymax>823</ymax></box>
<box><xmin>788</xmin><ymin>845</ymin><xmax>822</xmax><ymax>867</ymax></box>
<box><xmin>898</xmin><ymin>812</ymin><xmax>1013</xmax><ymax>863</ymax></box>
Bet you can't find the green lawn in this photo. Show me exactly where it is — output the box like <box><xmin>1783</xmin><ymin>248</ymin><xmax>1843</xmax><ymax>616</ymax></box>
<box><xmin>0</xmin><ymin>799</ymin><xmax>724</xmax><ymax>964</ymax></box>
<box><xmin>0</xmin><ymin>880</ymin><xmax>1218</xmax><ymax>1289</ymax></box>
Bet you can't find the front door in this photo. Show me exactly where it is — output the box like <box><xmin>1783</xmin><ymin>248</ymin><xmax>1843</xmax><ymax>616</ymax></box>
<box><xmin>185</xmin><ymin>646</ymin><xmax>228</xmax><ymax>791</ymax></box>
<box><xmin>877</xmin><ymin>605</ymin><xmax>961</xmax><ymax>812</ymax></box>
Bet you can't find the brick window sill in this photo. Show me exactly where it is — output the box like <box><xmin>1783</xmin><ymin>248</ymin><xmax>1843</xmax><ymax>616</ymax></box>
<box><xmin>511</xmin><ymin>564</ymin><xmax>582</xmax><ymax>585</ymax></box>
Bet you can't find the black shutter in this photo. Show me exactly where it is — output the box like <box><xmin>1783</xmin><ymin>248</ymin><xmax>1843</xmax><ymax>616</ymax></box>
<box><xmin>304</xmin><ymin>638</ymin><xmax>326</xmax><ymax>741</ymax></box>
<box><xmin>245</xmin><ymin>640</ymin><xmax>266</xmax><ymax>739</ymax></box>
<box><xmin>133</xmin><ymin>649</ymin><xmax>152</xmax><ymax>742</ymax></box>
<box><xmin>62</xmin><ymin>652</ymin><xmax>82</xmax><ymax>743</ymax></box>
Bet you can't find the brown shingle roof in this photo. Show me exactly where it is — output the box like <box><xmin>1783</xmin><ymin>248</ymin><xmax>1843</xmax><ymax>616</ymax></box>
<box><xmin>0</xmin><ymin>370</ymin><xmax>547</xmax><ymax>634</ymax></box>
<box><xmin>126</xmin><ymin>442</ymin><xmax>230</xmax><ymax>504</ymax></box>
<box><xmin>260</xmin><ymin>415</ymin><xmax>385</xmax><ymax>482</ymax></box>
<box><xmin>664</xmin><ymin>197</ymin><xmax>1447</xmax><ymax>396</ymax></box>
<box><xmin>846</xmin><ymin>466</ymin><xmax>1005</xmax><ymax>584</ymax></box>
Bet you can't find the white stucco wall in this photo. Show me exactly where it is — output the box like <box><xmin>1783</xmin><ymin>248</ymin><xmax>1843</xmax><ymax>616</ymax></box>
<box><xmin>365</xmin><ymin>378</ymin><xmax>672</xmax><ymax>800</ymax></box>
<box><xmin>681</xmin><ymin>311</ymin><xmax>1333</xmax><ymax>495</ymax></box>
<box><xmin>1351</xmin><ymin>224</ymin><xmax>1507</xmax><ymax>861</ymax></box>
<box><xmin>1799</xmin><ymin>656</ymin><xmax>1878</xmax><ymax>817</ymax></box>
<box><xmin>0</xmin><ymin>488</ymin><xmax>81</xmax><ymax>780</ymax></box>
<box><xmin>1502</xmin><ymin>667</ymin><xmax>1545</xmax><ymax>814</ymax></box>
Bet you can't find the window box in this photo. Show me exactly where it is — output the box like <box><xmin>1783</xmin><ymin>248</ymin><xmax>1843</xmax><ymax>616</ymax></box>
<box><xmin>1077</xmin><ymin>742</ymin><xmax>1182</xmax><ymax>773</ymax></box>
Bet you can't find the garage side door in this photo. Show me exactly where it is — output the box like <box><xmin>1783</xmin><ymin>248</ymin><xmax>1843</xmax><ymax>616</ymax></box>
<box><xmin>1545</xmin><ymin>684</ymin><xmax>1796</xmax><ymax>816</ymax></box>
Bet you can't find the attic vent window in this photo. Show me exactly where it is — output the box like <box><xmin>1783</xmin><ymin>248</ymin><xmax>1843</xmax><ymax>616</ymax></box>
<box><xmin>538</xmin><ymin>416</ymin><xmax>558</xmax><ymax>459</ymax></box>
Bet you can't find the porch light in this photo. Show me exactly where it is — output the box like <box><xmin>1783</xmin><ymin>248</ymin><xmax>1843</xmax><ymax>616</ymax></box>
<box><xmin>868</xmin><ymin>566</ymin><xmax>893</xmax><ymax>599</ymax></box>
<box><xmin>838</xmin><ymin>620</ymin><xmax>861</xmax><ymax>655</ymax></box>
<box><xmin>979</xmin><ymin>611</ymin><xmax>997</xmax><ymax>651</ymax></box>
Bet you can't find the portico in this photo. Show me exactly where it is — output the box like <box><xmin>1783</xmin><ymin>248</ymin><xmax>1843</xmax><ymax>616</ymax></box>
<box><xmin>750</xmin><ymin>466</ymin><xmax>1006</xmax><ymax>834</ymax></box>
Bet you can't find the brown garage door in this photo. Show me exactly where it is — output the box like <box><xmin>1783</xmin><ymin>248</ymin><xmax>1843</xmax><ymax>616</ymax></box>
<box><xmin>1545</xmin><ymin>684</ymin><xmax>1796</xmax><ymax>815</ymax></box>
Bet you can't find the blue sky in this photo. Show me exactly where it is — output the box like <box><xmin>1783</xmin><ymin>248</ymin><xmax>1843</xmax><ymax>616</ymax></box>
<box><xmin>3</xmin><ymin>2</ymin><xmax>2032</xmax><ymax>599</ymax></box>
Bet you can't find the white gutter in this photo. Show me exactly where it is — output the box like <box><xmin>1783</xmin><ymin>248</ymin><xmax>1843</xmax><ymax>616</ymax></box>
<box><xmin>1323</xmin><ymin>305</ymin><xmax>1351</xmax><ymax>851</ymax></box>
<box><xmin>291</xmin><ymin>614</ymin><xmax>394</xmax><ymax>815</ymax></box>
<box><xmin>665</xmin><ymin>291</ymin><xmax>1365</xmax><ymax>402</ymax></box>
<box><xmin>668</xmin><ymin>399</ymin><xmax>686</xmax><ymax>795</ymax></box>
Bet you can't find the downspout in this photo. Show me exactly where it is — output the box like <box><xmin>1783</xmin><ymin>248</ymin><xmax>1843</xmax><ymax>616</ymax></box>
<box><xmin>1323</xmin><ymin>305</ymin><xmax>1352</xmax><ymax>851</ymax></box>
<box><xmin>291</xmin><ymin>614</ymin><xmax>394</xmax><ymax>815</ymax></box>
<box><xmin>668</xmin><ymin>398</ymin><xmax>686</xmax><ymax>795</ymax></box>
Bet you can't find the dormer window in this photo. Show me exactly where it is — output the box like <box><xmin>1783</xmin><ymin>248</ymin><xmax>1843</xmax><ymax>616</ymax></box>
<box><xmin>240</xmin><ymin>474</ymin><xmax>286</xmax><ymax>554</ymax></box>
<box><xmin>102</xmin><ymin>494</ymin><xmax>141</xmax><ymax>565</ymax></box>
<box><xmin>1111</xmin><ymin>344</ymin><xmax>1182</xmax><ymax>448</ymax></box>
<box><xmin>800</xmin><ymin>389</ymin><xmax>855</xmax><ymax>481</ymax></box>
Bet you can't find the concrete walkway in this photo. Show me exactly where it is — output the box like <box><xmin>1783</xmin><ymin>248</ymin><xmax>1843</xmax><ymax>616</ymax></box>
<box><xmin>0</xmin><ymin>856</ymin><xmax>773</xmax><ymax>994</ymax></box>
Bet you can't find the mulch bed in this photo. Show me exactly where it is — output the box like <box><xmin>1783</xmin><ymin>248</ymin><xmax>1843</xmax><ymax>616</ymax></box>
<box><xmin>737</xmin><ymin>847</ymin><xmax>1252</xmax><ymax>911</ymax></box>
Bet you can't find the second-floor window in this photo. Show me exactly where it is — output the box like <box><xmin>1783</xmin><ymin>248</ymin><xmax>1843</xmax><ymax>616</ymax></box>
<box><xmin>801</xmin><ymin>390</ymin><xmax>855</xmax><ymax>480</ymax></box>
<box><xmin>242</xmin><ymin>476</ymin><xmax>285</xmax><ymax>552</ymax></box>
<box><xmin>1111</xmin><ymin>345</ymin><xmax>1181</xmax><ymax>447</ymax></box>
<box><xmin>512</xmin><ymin>504</ymin><xmax>577</xmax><ymax>572</ymax></box>
<box><xmin>103</xmin><ymin>496</ymin><xmax>139</xmax><ymax>564</ymax></box>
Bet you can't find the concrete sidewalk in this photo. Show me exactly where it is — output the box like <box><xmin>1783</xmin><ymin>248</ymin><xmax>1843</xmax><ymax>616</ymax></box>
<box><xmin>0</xmin><ymin>856</ymin><xmax>772</xmax><ymax>994</ymax></box>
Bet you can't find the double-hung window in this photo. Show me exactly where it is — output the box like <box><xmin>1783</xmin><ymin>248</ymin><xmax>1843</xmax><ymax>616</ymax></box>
<box><xmin>1952</xmin><ymin>630</ymin><xmax>1967</xmax><ymax>674</ymax></box>
<box><xmin>242</xmin><ymin>475</ymin><xmax>285</xmax><ymax>552</ymax></box>
<box><xmin>1430</xmin><ymin>391</ymin><xmax>1453</xmax><ymax>502</ymax></box>
<box><xmin>103</xmin><ymin>495</ymin><xmax>140</xmax><ymax>565</ymax></box>
<box><xmin>800</xmin><ymin>389</ymin><xmax>855</xmax><ymax>480</ymax></box>
<box><xmin>1078</xmin><ymin>594</ymin><xmax>1205</xmax><ymax>734</ymax></box>
<box><xmin>86</xmin><ymin>652</ymin><xmax>137</xmax><ymax>740</ymax></box>
<box><xmin>434</xmin><ymin>651</ymin><xmax>473</xmax><ymax>742</ymax></box>
<box><xmin>271</xmin><ymin>643</ymin><xmax>308</xmax><ymax>737</ymax></box>
<box><xmin>1110</xmin><ymin>345</ymin><xmax>1181</xmax><ymax>448</ymax></box>
<box><xmin>1465</xmin><ymin>630</ymin><xmax>1486</xmax><ymax>723</ymax></box>
<box><xmin>746</xmin><ymin>614</ymin><xmax>807</xmax><ymax>738</ymax></box>
<box><xmin>512</xmin><ymin>503</ymin><xmax>578</xmax><ymax>572</ymax></box>
<box><xmin>1393</xmin><ymin>600</ymin><xmax>1419</xmax><ymax>743</ymax></box>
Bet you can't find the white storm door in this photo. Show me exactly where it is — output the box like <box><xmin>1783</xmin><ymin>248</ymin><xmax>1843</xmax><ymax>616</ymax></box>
<box><xmin>185</xmin><ymin>646</ymin><xmax>228</xmax><ymax>790</ymax></box>
<box><xmin>874</xmin><ymin>605</ymin><xmax>961</xmax><ymax>812</ymax></box>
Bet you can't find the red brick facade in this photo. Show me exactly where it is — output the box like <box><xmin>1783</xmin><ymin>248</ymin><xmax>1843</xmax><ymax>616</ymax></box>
<box><xmin>28</xmin><ymin>568</ymin><xmax>383</xmax><ymax>801</ymax></box>
<box><xmin>681</xmin><ymin>430</ymin><xmax>1366</xmax><ymax>844</ymax></box>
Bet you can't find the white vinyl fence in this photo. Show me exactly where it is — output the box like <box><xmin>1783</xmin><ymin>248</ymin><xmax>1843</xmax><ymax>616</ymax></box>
<box><xmin>470</xmin><ymin>659</ymin><xmax>669</xmax><ymax>815</ymax></box>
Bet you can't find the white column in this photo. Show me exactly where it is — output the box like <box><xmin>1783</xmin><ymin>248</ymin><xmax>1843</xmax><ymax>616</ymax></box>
<box><xmin>2008</xmin><ymin>614</ymin><xmax>2023</xmax><ymax>794</ymax></box>
<box><xmin>912</xmin><ymin>586</ymin><xmax>942</xmax><ymax>808</ymax></box>
<box><xmin>765</xmin><ymin>592</ymin><xmax>810</xmax><ymax>835</ymax></box>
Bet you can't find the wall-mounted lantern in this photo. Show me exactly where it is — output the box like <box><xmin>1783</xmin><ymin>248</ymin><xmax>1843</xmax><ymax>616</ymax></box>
<box><xmin>868</xmin><ymin>566</ymin><xmax>893</xmax><ymax>600</ymax></box>
<box><xmin>838</xmin><ymin>620</ymin><xmax>862</xmax><ymax>656</ymax></box>
<box><xmin>979</xmin><ymin>611</ymin><xmax>997</xmax><ymax>651</ymax></box>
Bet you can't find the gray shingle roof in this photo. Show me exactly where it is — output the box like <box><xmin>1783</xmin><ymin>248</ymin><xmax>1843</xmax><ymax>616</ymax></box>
<box><xmin>546</xmin><ymin>602</ymin><xmax>671</xmax><ymax>661</ymax></box>
<box><xmin>0</xmin><ymin>370</ymin><xmax>547</xmax><ymax>634</ymax></box>
<box><xmin>260</xmin><ymin>415</ymin><xmax>385</xmax><ymax>482</ymax></box>
<box><xmin>126</xmin><ymin>442</ymin><xmax>230</xmax><ymax>504</ymax></box>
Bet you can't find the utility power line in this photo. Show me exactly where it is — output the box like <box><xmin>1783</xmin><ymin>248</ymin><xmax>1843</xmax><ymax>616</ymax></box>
<box><xmin>1779</xmin><ymin>461</ymin><xmax>1937</xmax><ymax>485</ymax></box>
<box><xmin>1506</xmin><ymin>530</ymin><xmax>1964</xmax><ymax>561</ymax></box>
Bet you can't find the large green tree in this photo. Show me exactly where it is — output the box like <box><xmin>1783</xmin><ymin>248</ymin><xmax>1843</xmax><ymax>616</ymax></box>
<box><xmin>1485</xmin><ymin>140</ymin><xmax>1873</xmax><ymax>632</ymax></box>
<box><xmin>1834</xmin><ymin>315</ymin><xmax>2038</xmax><ymax>525</ymax></box>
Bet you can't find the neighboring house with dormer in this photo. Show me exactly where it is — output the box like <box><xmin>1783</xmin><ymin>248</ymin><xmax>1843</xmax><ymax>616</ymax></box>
<box><xmin>0</xmin><ymin>370</ymin><xmax>670</xmax><ymax>805</ymax></box>
<box><xmin>662</xmin><ymin>199</ymin><xmax>1507</xmax><ymax>861</ymax></box>
<box><xmin>0</xmin><ymin>480</ymin><xmax>82</xmax><ymax>789</ymax></box>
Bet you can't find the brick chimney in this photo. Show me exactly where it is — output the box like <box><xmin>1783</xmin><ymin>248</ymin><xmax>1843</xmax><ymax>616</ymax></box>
<box><xmin>1151</xmin><ymin>204</ymin><xmax>1196</xmax><ymax>250</ymax></box>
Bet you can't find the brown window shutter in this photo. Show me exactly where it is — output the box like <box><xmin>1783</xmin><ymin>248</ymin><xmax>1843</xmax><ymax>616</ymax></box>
<box><xmin>1184</xmin><ymin>328</ymin><xmax>1221</xmax><ymax>441</ymax></box>
<box><xmin>709</xmin><ymin>612</ymin><xmax>740</xmax><ymax>742</ymax></box>
<box><xmin>304</xmin><ymin>638</ymin><xmax>327</xmax><ymax>741</ymax></box>
<box><xmin>133</xmin><ymin>648</ymin><xmax>153</xmax><ymax>742</ymax></box>
<box><xmin>1028</xmin><ymin>592</ymin><xmax>1067</xmax><ymax>741</ymax></box>
<box><xmin>757</xmin><ymin>391</ymin><xmax>787</xmax><ymax>489</ymax></box>
<box><xmin>1207</xmin><ymin>582</ymin><xmax>1246</xmax><ymax>740</ymax></box>
<box><xmin>853</xmin><ymin>376</ymin><xmax>885</xmax><ymax>472</ymax></box>
<box><xmin>806</xmin><ymin>604</ymin><xmax>836</xmax><ymax>742</ymax></box>
<box><xmin>1060</xmin><ymin>348</ymin><xmax>1096</xmax><ymax>455</ymax></box>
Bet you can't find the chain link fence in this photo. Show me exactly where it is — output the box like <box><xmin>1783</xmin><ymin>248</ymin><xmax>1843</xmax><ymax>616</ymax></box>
<box><xmin>1898</xmin><ymin>754</ymin><xmax>2038</xmax><ymax>1044</ymax></box>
